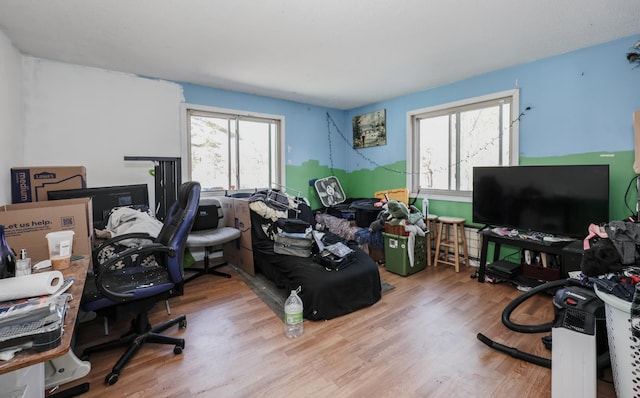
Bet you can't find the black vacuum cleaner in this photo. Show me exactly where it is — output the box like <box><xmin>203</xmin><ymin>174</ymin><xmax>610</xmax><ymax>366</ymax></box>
<box><xmin>477</xmin><ymin>278</ymin><xmax>609</xmax><ymax>398</ymax></box>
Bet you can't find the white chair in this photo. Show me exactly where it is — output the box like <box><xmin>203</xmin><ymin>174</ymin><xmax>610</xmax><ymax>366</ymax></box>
<box><xmin>185</xmin><ymin>197</ymin><xmax>241</xmax><ymax>282</ymax></box>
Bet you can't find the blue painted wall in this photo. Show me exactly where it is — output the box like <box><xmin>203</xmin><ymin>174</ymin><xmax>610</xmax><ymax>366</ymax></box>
<box><xmin>345</xmin><ymin>35</ymin><xmax>640</xmax><ymax>171</ymax></box>
<box><xmin>180</xmin><ymin>35</ymin><xmax>640</xmax><ymax>215</ymax></box>
<box><xmin>182</xmin><ymin>83</ymin><xmax>346</xmax><ymax>171</ymax></box>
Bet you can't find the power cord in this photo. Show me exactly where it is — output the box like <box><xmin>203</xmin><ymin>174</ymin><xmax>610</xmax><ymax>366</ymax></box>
<box><xmin>623</xmin><ymin>174</ymin><xmax>638</xmax><ymax>221</ymax></box>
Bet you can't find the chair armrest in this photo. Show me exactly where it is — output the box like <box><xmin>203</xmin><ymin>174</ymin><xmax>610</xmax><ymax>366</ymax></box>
<box><xmin>94</xmin><ymin>243</ymin><xmax>175</xmax><ymax>303</ymax></box>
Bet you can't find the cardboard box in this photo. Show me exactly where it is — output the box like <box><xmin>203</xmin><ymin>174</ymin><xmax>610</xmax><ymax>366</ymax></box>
<box><xmin>11</xmin><ymin>166</ymin><xmax>87</xmax><ymax>204</ymax></box>
<box><xmin>222</xmin><ymin>241</ymin><xmax>238</xmax><ymax>268</ymax></box>
<box><xmin>232</xmin><ymin>199</ymin><xmax>252</xmax><ymax>251</ymax></box>
<box><xmin>235</xmin><ymin>247</ymin><xmax>254</xmax><ymax>275</ymax></box>
<box><xmin>384</xmin><ymin>222</ymin><xmax>409</xmax><ymax>236</ymax></box>
<box><xmin>368</xmin><ymin>246</ymin><xmax>385</xmax><ymax>263</ymax></box>
<box><xmin>218</xmin><ymin>196</ymin><xmax>255</xmax><ymax>275</ymax></box>
<box><xmin>0</xmin><ymin>198</ymin><xmax>93</xmax><ymax>263</ymax></box>
<box><xmin>223</xmin><ymin>243</ymin><xmax>254</xmax><ymax>276</ymax></box>
<box><xmin>217</xmin><ymin>196</ymin><xmax>235</xmax><ymax>227</ymax></box>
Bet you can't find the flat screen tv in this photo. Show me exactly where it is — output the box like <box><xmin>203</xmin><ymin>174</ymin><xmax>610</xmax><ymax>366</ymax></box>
<box><xmin>472</xmin><ymin>165</ymin><xmax>609</xmax><ymax>238</ymax></box>
<box><xmin>48</xmin><ymin>184</ymin><xmax>149</xmax><ymax>228</ymax></box>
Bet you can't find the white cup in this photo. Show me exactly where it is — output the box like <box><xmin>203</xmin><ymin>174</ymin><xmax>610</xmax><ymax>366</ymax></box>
<box><xmin>45</xmin><ymin>231</ymin><xmax>75</xmax><ymax>270</ymax></box>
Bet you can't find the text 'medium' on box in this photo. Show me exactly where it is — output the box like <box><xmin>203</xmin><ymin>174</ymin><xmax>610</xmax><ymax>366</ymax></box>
<box><xmin>11</xmin><ymin>166</ymin><xmax>87</xmax><ymax>204</ymax></box>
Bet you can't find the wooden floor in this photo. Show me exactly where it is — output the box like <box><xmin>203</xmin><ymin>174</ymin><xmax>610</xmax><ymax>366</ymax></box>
<box><xmin>66</xmin><ymin>263</ymin><xmax>617</xmax><ymax>398</ymax></box>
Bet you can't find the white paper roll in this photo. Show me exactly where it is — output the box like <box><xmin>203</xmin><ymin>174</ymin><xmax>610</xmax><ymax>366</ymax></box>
<box><xmin>0</xmin><ymin>271</ymin><xmax>64</xmax><ymax>301</ymax></box>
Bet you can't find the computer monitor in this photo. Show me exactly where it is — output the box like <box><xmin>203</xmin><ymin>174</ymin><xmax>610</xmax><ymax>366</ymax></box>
<box><xmin>48</xmin><ymin>184</ymin><xmax>150</xmax><ymax>228</ymax></box>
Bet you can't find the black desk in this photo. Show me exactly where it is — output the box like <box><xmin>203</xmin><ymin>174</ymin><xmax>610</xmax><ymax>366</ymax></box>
<box><xmin>477</xmin><ymin>231</ymin><xmax>576</xmax><ymax>283</ymax></box>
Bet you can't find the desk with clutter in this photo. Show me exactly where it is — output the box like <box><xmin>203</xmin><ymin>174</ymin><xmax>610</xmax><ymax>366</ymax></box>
<box><xmin>0</xmin><ymin>256</ymin><xmax>90</xmax><ymax>397</ymax></box>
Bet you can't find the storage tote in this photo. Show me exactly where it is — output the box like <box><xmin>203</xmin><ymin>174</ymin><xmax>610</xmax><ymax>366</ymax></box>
<box><xmin>382</xmin><ymin>232</ymin><xmax>426</xmax><ymax>276</ymax></box>
<box><xmin>593</xmin><ymin>284</ymin><xmax>637</xmax><ymax>398</ymax></box>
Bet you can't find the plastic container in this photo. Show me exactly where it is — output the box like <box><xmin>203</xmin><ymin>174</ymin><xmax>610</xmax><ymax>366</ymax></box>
<box><xmin>45</xmin><ymin>231</ymin><xmax>74</xmax><ymax>270</ymax></box>
<box><xmin>382</xmin><ymin>232</ymin><xmax>427</xmax><ymax>276</ymax></box>
<box><xmin>593</xmin><ymin>284</ymin><xmax>636</xmax><ymax>398</ymax></box>
<box><xmin>350</xmin><ymin>198</ymin><xmax>382</xmax><ymax>228</ymax></box>
<box><xmin>284</xmin><ymin>290</ymin><xmax>303</xmax><ymax>338</ymax></box>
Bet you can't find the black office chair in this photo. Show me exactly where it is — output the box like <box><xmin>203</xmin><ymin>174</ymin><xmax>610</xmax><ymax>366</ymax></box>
<box><xmin>80</xmin><ymin>181</ymin><xmax>201</xmax><ymax>386</ymax></box>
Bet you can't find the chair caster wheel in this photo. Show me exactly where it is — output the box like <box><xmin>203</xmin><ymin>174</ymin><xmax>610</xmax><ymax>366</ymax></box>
<box><xmin>105</xmin><ymin>372</ymin><xmax>119</xmax><ymax>385</ymax></box>
<box><xmin>179</xmin><ymin>319</ymin><xmax>187</xmax><ymax>328</ymax></box>
<box><xmin>174</xmin><ymin>345</ymin><xmax>183</xmax><ymax>354</ymax></box>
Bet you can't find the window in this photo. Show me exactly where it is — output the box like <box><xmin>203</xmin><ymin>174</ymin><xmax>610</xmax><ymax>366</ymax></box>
<box><xmin>185</xmin><ymin>106</ymin><xmax>284</xmax><ymax>191</ymax></box>
<box><xmin>407</xmin><ymin>89</ymin><xmax>519</xmax><ymax>200</ymax></box>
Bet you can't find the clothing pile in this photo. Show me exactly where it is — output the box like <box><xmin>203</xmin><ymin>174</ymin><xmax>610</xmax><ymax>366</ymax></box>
<box><xmin>367</xmin><ymin>200</ymin><xmax>427</xmax><ymax>268</ymax></box>
<box><xmin>248</xmin><ymin>189</ymin><xmax>313</xmax><ymax>222</ymax></box>
<box><xmin>92</xmin><ymin>206</ymin><xmax>163</xmax><ymax>269</ymax></box>
<box><xmin>581</xmin><ymin>221</ymin><xmax>640</xmax><ymax>337</ymax></box>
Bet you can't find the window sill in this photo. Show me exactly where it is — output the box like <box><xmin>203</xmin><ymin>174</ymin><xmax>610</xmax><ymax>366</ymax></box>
<box><xmin>415</xmin><ymin>192</ymin><xmax>472</xmax><ymax>203</ymax></box>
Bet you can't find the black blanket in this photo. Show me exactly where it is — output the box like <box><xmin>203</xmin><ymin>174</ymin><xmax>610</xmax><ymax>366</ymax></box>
<box><xmin>250</xmin><ymin>210</ymin><xmax>382</xmax><ymax>320</ymax></box>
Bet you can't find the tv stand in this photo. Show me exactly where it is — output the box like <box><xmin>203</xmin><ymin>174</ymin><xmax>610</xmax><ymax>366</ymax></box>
<box><xmin>477</xmin><ymin>230</ymin><xmax>583</xmax><ymax>283</ymax></box>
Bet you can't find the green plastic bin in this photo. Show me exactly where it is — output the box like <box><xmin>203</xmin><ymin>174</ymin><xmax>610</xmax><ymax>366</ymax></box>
<box><xmin>382</xmin><ymin>232</ymin><xmax>427</xmax><ymax>276</ymax></box>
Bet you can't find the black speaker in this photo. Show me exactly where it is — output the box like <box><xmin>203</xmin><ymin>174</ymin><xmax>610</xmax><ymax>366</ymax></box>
<box><xmin>561</xmin><ymin>240</ymin><xmax>584</xmax><ymax>276</ymax></box>
<box><xmin>191</xmin><ymin>205</ymin><xmax>222</xmax><ymax>231</ymax></box>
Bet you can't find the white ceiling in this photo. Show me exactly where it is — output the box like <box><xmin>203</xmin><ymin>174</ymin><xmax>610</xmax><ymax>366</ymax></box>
<box><xmin>0</xmin><ymin>0</ymin><xmax>639</xmax><ymax>109</ymax></box>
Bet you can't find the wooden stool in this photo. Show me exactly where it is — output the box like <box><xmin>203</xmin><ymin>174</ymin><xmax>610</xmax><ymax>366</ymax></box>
<box><xmin>425</xmin><ymin>214</ymin><xmax>439</xmax><ymax>266</ymax></box>
<box><xmin>434</xmin><ymin>216</ymin><xmax>469</xmax><ymax>272</ymax></box>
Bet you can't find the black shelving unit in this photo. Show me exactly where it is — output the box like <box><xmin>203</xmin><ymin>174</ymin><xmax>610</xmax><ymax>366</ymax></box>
<box><xmin>124</xmin><ymin>156</ymin><xmax>181</xmax><ymax>221</ymax></box>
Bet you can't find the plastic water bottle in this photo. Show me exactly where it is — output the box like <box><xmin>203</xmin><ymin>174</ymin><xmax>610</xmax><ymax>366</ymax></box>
<box><xmin>284</xmin><ymin>289</ymin><xmax>304</xmax><ymax>338</ymax></box>
<box><xmin>422</xmin><ymin>198</ymin><xmax>429</xmax><ymax>217</ymax></box>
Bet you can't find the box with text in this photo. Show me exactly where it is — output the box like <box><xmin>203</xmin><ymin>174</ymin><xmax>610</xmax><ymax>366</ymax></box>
<box><xmin>0</xmin><ymin>198</ymin><xmax>93</xmax><ymax>263</ymax></box>
<box><xmin>11</xmin><ymin>166</ymin><xmax>87</xmax><ymax>204</ymax></box>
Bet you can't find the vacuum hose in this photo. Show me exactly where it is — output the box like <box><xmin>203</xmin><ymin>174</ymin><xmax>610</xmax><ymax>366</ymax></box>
<box><xmin>501</xmin><ymin>278</ymin><xmax>579</xmax><ymax>334</ymax></box>
<box><xmin>476</xmin><ymin>279</ymin><xmax>569</xmax><ymax>368</ymax></box>
<box><xmin>476</xmin><ymin>332</ymin><xmax>551</xmax><ymax>368</ymax></box>
<box><xmin>479</xmin><ymin>278</ymin><xmax>610</xmax><ymax>371</ymax></box>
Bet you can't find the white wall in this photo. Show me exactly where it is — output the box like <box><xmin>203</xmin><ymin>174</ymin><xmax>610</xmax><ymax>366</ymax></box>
<box><xmin>22</xmin><ymin>57</ymin><xmax>185</xmax><ymax>209</ymax></box>
<box><xmin>0</xmin><ymin>30</ymin><xmax>24</xmax><ymax>204</ymax></box>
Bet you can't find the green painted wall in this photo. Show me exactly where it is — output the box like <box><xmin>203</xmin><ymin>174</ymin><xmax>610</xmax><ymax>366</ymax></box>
<box><xmin>415</xmin><ymin>151</ymin><xmax>635</xmax><ymax>230</ymax></box>
<box><xmin>286</xmin><ymin>160</ymin><xmax>348</xmax><ymax>210</ymax></box>
<box><xmin>287</xmin><ymin>160</ymin><xmax>406</xmax><ymax>210</ymax></box>
<box><xmin>287</xmin><ymin>151</ymin><xmax>637</xmax><ymax>230</ymax></box>
<box><xmin>518</xmin><ymin>151</ymin><xmax>637</xmax><ymax>224</ymax></box>
<box><xmin>345</xmin><ymin>161</ymin><xmax>406</xmax><ymax>199</ymax></box>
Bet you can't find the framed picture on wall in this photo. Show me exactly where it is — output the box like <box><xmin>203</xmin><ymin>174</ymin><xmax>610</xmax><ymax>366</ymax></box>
<box><xmin>352</xmin><ymin>109</ymin><xmax>386</xmax><ymax>149</ymax></box>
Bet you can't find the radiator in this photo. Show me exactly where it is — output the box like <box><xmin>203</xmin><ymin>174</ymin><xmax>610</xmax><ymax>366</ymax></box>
<box><xmin>431</xmin><ymin>225</ymin><xmax>481</xmax><ymax>267</ymax></box>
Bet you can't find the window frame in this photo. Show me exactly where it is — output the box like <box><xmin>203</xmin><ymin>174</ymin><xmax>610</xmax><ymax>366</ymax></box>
<box><xmin>406</xmin><ymin>89</ymin><xmax>520</xmax><ymax>202</ymax></box>
<box><xmin>181</xmin><ymin>103</ymin><xmax>286</xmax><ymax>194</ymax></box>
